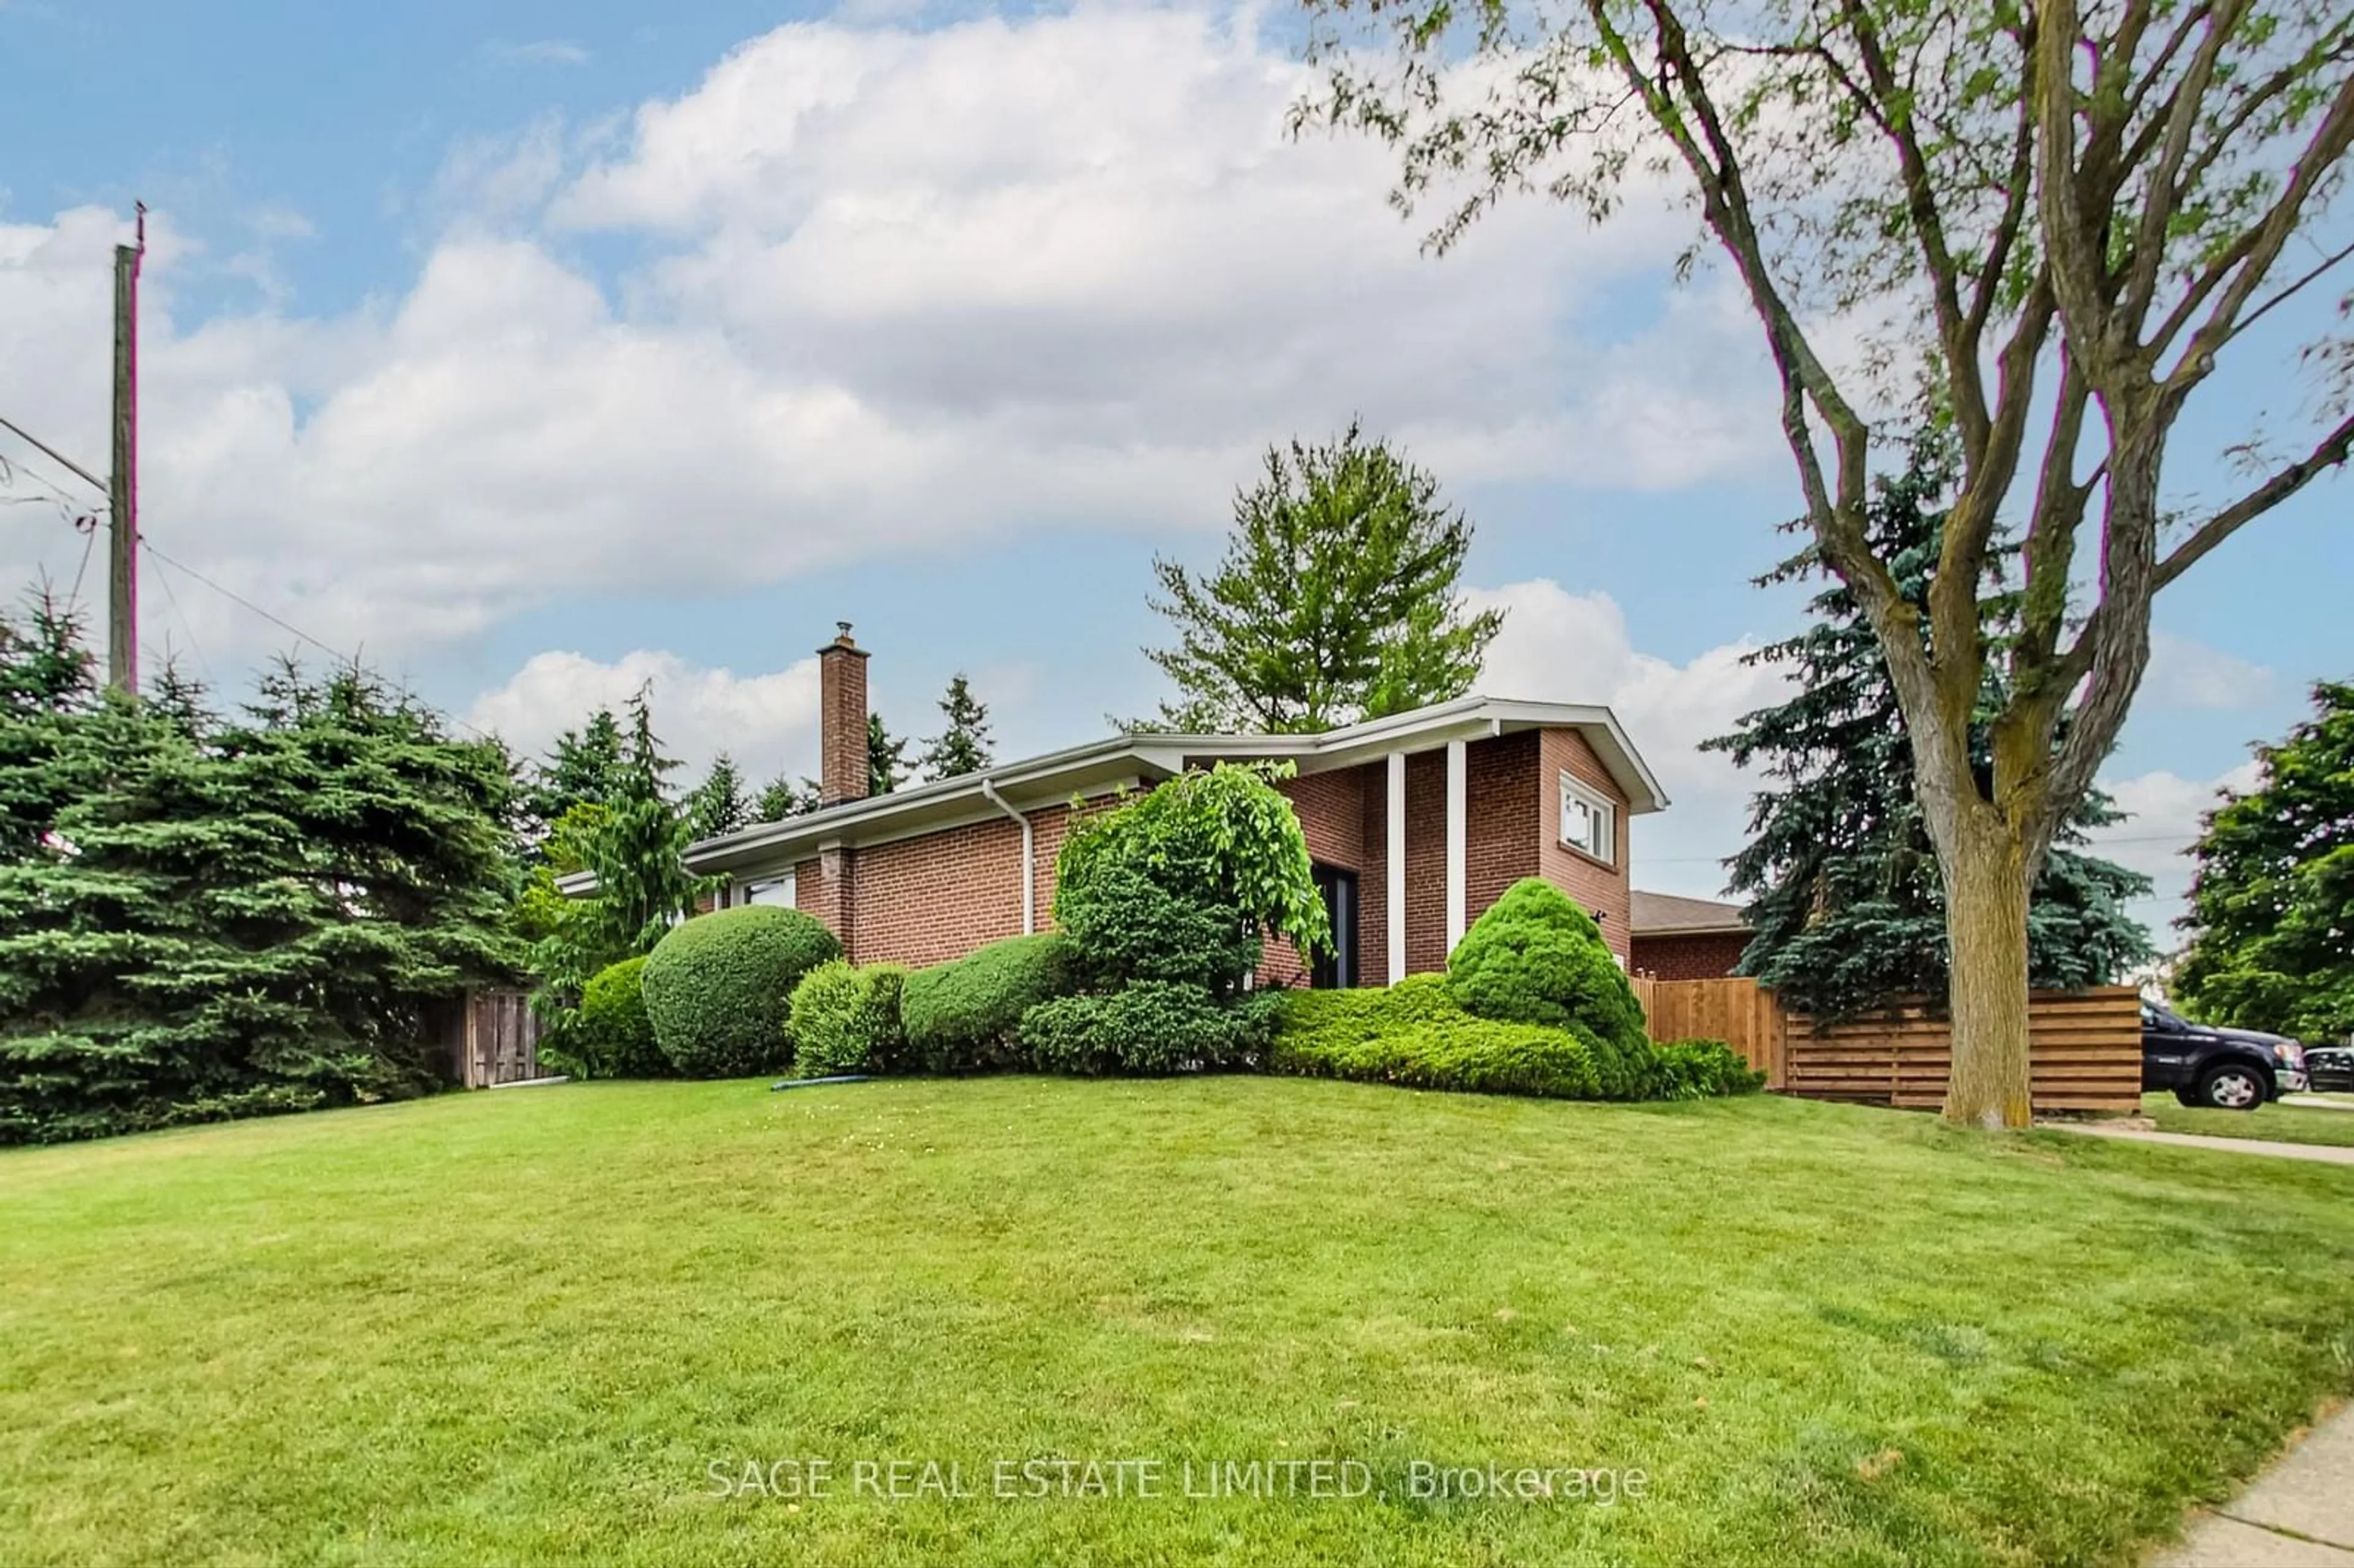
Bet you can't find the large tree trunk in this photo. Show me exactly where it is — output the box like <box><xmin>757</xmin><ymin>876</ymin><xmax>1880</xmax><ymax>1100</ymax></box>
<box><xmin>1937</xmin><ymin>812</ymin><xmax>2036</xmax><ymax>1128</ymax></box>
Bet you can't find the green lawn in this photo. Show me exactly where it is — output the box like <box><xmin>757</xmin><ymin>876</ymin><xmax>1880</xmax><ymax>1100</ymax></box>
<box><xmin>2142</xmin><ymin>1090</ymin><xmax>2354</xmax><ymax>1147</ymax></box>
<box><xmin>5</xmin><ymin>1081</ymin><xmax>2352</xmax><ymax>1568</ymax></box>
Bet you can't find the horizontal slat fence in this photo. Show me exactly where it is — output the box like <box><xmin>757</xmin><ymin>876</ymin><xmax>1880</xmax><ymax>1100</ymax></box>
<box><xmin>1636</xmin><ymin>978</ymin><xmax>2141</xmax><ymax>1112</ymax></box>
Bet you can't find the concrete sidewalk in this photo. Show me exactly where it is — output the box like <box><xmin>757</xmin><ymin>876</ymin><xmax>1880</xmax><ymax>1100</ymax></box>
<box><xmin>2154</xmin><ymin>1406</ymin><xmax>2354</xmax><ymax>1565</ymax></box>
<box><xmin>2043</xmin><ymin>1122</ymin><xmax>2354</xmax><ymax>1165</ymax></box>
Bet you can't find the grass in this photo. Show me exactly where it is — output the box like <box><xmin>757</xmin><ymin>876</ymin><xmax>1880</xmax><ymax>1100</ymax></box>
<box><xmin>4</xmin><ymin>1080</ymin><xmax>2353</xmax><ymax>1568</ymax></box>
<box><xmin>2141</xmin><ymin>1090</ymin><xmax>2354</xmax><ymax>1147</ymax></box>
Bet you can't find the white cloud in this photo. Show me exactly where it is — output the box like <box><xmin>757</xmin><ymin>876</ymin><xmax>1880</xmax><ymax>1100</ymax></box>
<box><xmin>0</xmin><ymin>10</ymin><xmax>1788</xmax><ymax>666</ymax></box>
<box><xmin>2143</xmin><ymin>630</ymin><xmax>2276</xmax><ymax>710</ymax></box>
<box><xmin>1472</xmin><ymin>578</ymin><xmax>1791</xmax><ymax>899</ymax></box>
<box><xmin>2087</xmin><ymin>759</ymin><xmax>2263</xmax><ymax>937</ymax></box>
<box><xmin>465</xmin><ymin>649</ymin><xmax>822</xmax><ymax>784</ymax></box>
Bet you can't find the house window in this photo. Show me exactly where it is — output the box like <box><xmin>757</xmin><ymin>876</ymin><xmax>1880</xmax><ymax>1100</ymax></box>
<box><xmin>742</xmin><ymin>873</ymin><xmax>797</xmax><ymax>909</ymax></box>
<box><xmin>1310</xmin><ymin>864</ymin><xmax>1359</xmax><ymax>989</ymax></box>
<box><xmin>1560</xmin><ymin>775</ymin><xmax>1615</xmax><ymax>864</ymax></box>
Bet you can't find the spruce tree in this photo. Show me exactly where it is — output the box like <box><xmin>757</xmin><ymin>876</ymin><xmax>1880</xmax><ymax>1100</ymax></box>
<box><xmin>867</xmin><ymin>712</ymin><xmax>910</xmax><ymax>796</ymax></box>
<box><xmin>918</xmin><ymin>674</ymin><xmax>993</xmax><ymax>780</ymax></box>
<box><xmin>1140</xmin><ymin>422</ymin><xmax>1504</xmax><ymax>733</ymax></box>
<box><xmin>524</xmin><ymin>708</ymin><xmax>627</xmax><ymax>847</ymax></box>
<box><xmin>1706</xmin><ymin>436</ymin><xmax>2152</xmax><ymax>1018</ymax></box>
<box><xmin>755</xmin><ymin>773</ymin><xmax>822</xmax><ymax>821</ymax></box>
<box><xmin>686</xmin><ymin>751</ymin><xmax>752</xmax><ymax>840</ymax></box>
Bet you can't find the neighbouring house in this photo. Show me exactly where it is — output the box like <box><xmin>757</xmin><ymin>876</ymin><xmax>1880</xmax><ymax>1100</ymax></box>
<box><xmin>1628</xmin><ymin>891</ymin><xmax>1754</xmax><ymax>980</ymax></box>
<box><xmin>682</xmin><ymin>625</ymin><xmax>1670</xmax><ymax>984</ymax></box>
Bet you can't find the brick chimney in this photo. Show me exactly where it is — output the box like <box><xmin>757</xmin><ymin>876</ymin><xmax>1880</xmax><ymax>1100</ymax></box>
<box><xmin>818</xmin><ymin>622</ymin><xmax>870</xmax><ymax>806</ymax></box>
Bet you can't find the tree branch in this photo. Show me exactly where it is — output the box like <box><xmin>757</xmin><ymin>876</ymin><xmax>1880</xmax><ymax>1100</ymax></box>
<box><xmin>2152</xmin><ymin>411</ymin><xmax>2354</xmax><ymax>590</ymax></box>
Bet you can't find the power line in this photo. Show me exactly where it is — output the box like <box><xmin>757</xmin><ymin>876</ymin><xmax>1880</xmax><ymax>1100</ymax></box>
<box><xmin>144</xmin><ymin>549</ymin><xmax>216</xmax><ymax>688</ymax></box>
<box><xmin>138</xmin><ymin>539</ymin><xmax>355</xmax><ymax>666</ymax></box>
<box><xmin>0</xmin><ymin>414</ymin><xmax>107</xmax><ymax>496</ymax></box>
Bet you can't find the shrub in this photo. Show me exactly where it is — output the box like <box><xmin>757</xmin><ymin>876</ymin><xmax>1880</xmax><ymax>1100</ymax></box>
<box><xmin>899</xmin><ymin>933</ymin><xmax>1077</xmax><ymax>1072</ymax></box>
<box><xmin>1447</xmin><ymin>878</ymin><xmax>1658</xmax><ymax>1097</ymax></box>
<box><xmin>641</xmin><ymin>905</ymin><xmax>840</xmax><ymax>1078</ymax></box>
<box><xmin>575</xmin><ymin>956</ymin><xmax>666</xmax><ymax>1077</ymax></box>
<box><xmin>1053</xmin><ymin>864</ymin><xmax>1258</xmax><ymax>995</ymax></box>
<box><xmin>788</xmin><ymin>961</ymin><xmax>907</xmax><ymax>1079</ymax></box>
<box><xmin>1653</xmin><ymin>1038</ymin><xmax>1767</xmax><ymax>1099</ymax></box>
<box><xmin>1270</xmin><ymin>976</ymin><xmax>1610</xmax><ymax>1099</ymax></box>
<box><xmin>1021</xmin><ymin>983</ymin><xmax>1276</xmax><ymax>1075</ymax></box>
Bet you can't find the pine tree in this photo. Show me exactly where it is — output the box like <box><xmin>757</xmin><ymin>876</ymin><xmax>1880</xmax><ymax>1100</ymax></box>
<box><xmin>1705</xmin><ymin>435</ymin><xmax>2152</xmax><ymax>1018</ymax></box>
<box><xmin>686</xmin><ymin>751</ymin><xmax>752</xmax><ymax>840</ymax></box>
<box><xmin>868</xmin><ymin>712</ymin><xmax>910</xmax><ymax>796</ymax></box>
<box><xmin>2174</xmin><ymin>682</ymin><xmax>2354</xmax><ymax>1043</ymax></box>
<box><xmin>1140</xmin><ymin>422</ymin><xmax>1504</xmax><ymax>733</ymax></box>
<box><xmin>0</xmin><ymin>652</ymin><xmax>524</xmax><ymax>1144</ymax></box>
<box><xmin>918</xmin><ymin>674</ymin><xmax>993</xmax><ymax>780</ymax></box>
<box><xmin>755</xmin><ymin>773</ymin><xmax>822</xmax><ymax>821</ymax></box>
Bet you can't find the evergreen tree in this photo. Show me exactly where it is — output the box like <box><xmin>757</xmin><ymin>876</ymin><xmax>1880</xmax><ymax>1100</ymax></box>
<box><xmin>524</xmin><ymin>708</ymin><xmax>627</xmax><ymax>845</ymax></box>
<box><xmin>685</xmin><ymin>751</ymin><xmax>752</xmax><ymax>840</ymax></box>
<box><xmin>0</xmin><ymin>588</ymin><xmax>96</xmax><ymax>860</ymax></box>
<box><xmin>756</xmin><ymin>773</ymin><xmax>822</xmax><ymax>821</ymax></box>
<box><xmin>1140</xmin><ymin>422</ymin><xmax>1504</xmax><ymax>733</ymax></box>
<box><xmin>0</xmin><ymin>654</ymin><xmax>524</xmax><ymax>1144</ymax></box>
<box><xmin>918</xmin><ymin>674</ymin><xmax>993</xmax><ymax>780</ymax></box>
<box><xmin>2174</xmin><ymin>682</ymin><xmax>2354</xmax><ymax>1043</ymax></box>
<box><xmin>1706</xmin><ymin>436</ymin><xmax>2152</xmax><ymax>1018</ymax></box>
<box><xmin>868</xmin><ymin>712</ymin><xmax>910</xmax><ymax>796</ymax></box>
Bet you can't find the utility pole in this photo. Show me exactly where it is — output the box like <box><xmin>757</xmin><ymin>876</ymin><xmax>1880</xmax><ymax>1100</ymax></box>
<box><xmin>107</xmin><ymin>204</ymin><xmax>145</xmax><ymax>693</ymax></box>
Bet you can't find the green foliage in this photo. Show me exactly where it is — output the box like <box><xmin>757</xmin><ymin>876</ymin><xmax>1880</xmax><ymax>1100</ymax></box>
<box><xmin>899</xmin><ymin>934</ymin><xmax>1077</xmax><ymax>1073</ymax></box>
<box><xmin>1056</xmin><ymin>762</ymin><xmax>1330</xmax><ymax>976</ymax></box>
<box><xmin>867</xmin><ymin>712</ymin><xmax>910</xmax><ymax>797</ymax></box>
<box><xmin>522</xmin><ymin>708</ymin><xmax>625</xmax><ymax>852</ymax></box>
<box><xmin>0</xmin><ymin>633</ymin><xmax>525</xmax><ymax>1144</ymax></box>
<box><xmin>788</xmin><ymin>960</ymin><xmax>907</xmax><ymax>1079</ymax></box>
<box><xmin>1021</xmin><ymin>984</ymin><xmax>1275</xmax><ymax>1076</ymax></box>
<box><xmin>755</xmin><ymin>774</ymin><xmax>821</xmax><ymax>821</ymax></box>
<box><xmin>526</xmin><ymin>693</ymin><xmax>709</xmax><ymax>1060</ymax></box>
<box><xmin>1446</xmin><ymin>880</ymin><xmax>1656</xmax><ymax>1095</ymax></box>
<box><xmin>2176</xmin><ymin>682</ymin><xmax>2354</xmax><ymax>1043</ymax></box>
<box><xmin>685</xmin><ymin>752</ymin><xmax>752</xmax><ymax>842</ymax></box>
<box><xmin>1654</xmin><ymin>1039</ymin><xmax>1767</xmax><ymax>1100</ymax></box>
<box><xmin>917</xmin><ymin>674</ymin><xmax>993</xmax><ymax>780</ymax></box>
<box><xmin>640</xmin><ymin>906</ymin><xmax>840</xmax><ymax>1078</ymax></box>
<box><xmin>1053</xmin><ymin>864</ymin><xmax>1259</xmax><ymax>997</ymax></box>
<box><xmin>571</xmin><ymin>957</ymin><xmax>665</xmax><ymax>1078</ymax></box>
<box><xmin>1138</xmin><ymin>421</ymin><xmax>1503</xmax><ymax>733</ymax></box>
<box><xmin>1707</xmin><ymin>435</ymin><xmax>2152</xmax><ymax>1018</ymax></box>
<box><xmin>1270</xmin><ymin>976</ymin><xmax>1612</xmax><ymax>1099</ymax></box>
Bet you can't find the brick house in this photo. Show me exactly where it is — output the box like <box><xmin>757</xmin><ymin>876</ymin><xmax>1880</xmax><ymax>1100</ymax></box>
<box><xmin>685</xmin><ymin>626</ymin><xmax>1670</xmax><ymax>984</ymax></box>
<box><xmin>1628</xmin><ymin>891</ymin><xmax>1753</xmax><ymax>980</ymax></box>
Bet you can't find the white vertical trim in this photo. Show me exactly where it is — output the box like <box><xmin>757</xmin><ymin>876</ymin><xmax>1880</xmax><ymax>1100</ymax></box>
<box><xmin>1444</xmin><ymin>738</ymin><xmax>1468</xmax><ymax>956</ymax></box>
<box><xmin>978</xmin><ymin>774</ymin><xmax>1034</xmax><ymax>934</ymax></box>
<box><xmin>1385</xmin><ymin>751</ymin><xmax>1407</xmax><ymax>984</ymax></box>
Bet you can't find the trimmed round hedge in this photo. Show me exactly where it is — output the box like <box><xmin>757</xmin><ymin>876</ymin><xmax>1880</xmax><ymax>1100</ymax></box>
<box><xmin>899</xmin><ymin>933</ymin><xmax>1076</xmax><ymax>1073</ymax></box>
<box><xmin>788</xmin><ymin>960</ymin><xmax>907</xmax><ymax>1079</ymax></box>
<box><xmin>1446</xmin><ymin>878</ymin><xmax>1658</xmax><ymax>1097</ymax></box>
<box><xmin>577</xmin><ymin>955</ymin><xmax>666</xmax><ymax>1077</ymax></box>
<box><xmin>641</xmin><ymin>905</ymin><xmax>841</xmax><ymax>1078</ymax></box>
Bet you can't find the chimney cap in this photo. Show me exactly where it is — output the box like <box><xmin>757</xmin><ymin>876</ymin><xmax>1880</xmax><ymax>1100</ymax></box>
<box><xmin>818</xmin><ymin>621</ymin><xmax>869</xmax><ymax>658</ymax></box>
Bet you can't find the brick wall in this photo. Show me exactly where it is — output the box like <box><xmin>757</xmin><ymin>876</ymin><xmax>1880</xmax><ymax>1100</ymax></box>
<box><xmin>1632</xmin><ymin>930</ymin><xmax>1750</xmax><ymax>981</ymax></box>
<box><xmin>1537</xmin><ymin>728</ymin><xmax>1632</xmax><ymax>963</ymax></box>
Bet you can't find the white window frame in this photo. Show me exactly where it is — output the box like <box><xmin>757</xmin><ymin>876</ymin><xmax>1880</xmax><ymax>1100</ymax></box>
<box><xmin>740</xmin><ymin>872</ymin><xmax>798</xmax><ymax>910</ymax></box>
<box><xmin>1559</xmin><ymin>774</ymin><xmax>1616</xmax><ymax>866</ymax></box>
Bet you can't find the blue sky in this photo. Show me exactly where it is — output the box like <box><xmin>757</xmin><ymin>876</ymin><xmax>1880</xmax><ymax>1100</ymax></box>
<box><xmin>1</xmin><ymin>1</ymin><xmax>2347</xmax><ymax>935</ymax></box>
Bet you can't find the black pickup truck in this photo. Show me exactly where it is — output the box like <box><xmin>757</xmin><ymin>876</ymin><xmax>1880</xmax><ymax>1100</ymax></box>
<box><xmin>2141</xmin><ymin>1000</ymin><xmax>2309</xmax><ymax>1109</ymax></box>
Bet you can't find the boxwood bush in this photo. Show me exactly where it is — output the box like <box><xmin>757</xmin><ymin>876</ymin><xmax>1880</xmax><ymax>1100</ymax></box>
<box><xmin>1271</xmin><ymin>975</ymin><xmax>1613</xmax><ymax>1099</ymax></box>
<box><xmin>1021</xmin><ymin>983</ymin><xmax>1276</xmax><ymax>1076</ymax></box>
<box><xmin>788</xmin><ymin>960</ymin><xmax>907</xmax><ymax>1079</ymax></box>
<box><xmin>1447</xmin><ymin>878</ymin><xmax>1660</xmax><ymax>1097</ymax></box>
<box><xmin>575</xmin><ymin>955</ymin><xmax>666</xmax><ymax>1078</ymax></box>
<box><xmin>1655</xmin><ymin>1038</ymin><xmax>1767</xmax><ymax>1099</ymax></box>
<box><xmin>899</xmin><ymin>933</ymin><xmax>1076</xmax><ymax>1073</ymax></box>
<box><xmin>641</xmin><ymin>905</ymin><xmax>840</xmax><ymax>1078</ymax></box>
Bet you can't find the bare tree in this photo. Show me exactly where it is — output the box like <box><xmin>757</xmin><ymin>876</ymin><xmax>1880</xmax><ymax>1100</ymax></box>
<box><xmin>1297</xmin><ymin>0</ymin><xmax>2354</xmax><ymax>1125</ymax></box>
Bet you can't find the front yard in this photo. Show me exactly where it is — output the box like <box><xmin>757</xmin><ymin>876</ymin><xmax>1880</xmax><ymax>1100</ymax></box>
<box><xmin>2142</xmin><ymin>1090</ymin><xmax>2354</xmax><ymax>1147</ymax></box>
<box><xmin>4</xmin><ymin>1079</ymin><xmax>2352</xmax><ymax>1567</ymax></box>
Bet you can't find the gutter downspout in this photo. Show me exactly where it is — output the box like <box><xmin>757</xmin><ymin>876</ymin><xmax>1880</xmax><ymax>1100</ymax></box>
<box><xmin>979</xmin><ymin>774</ymin><xmax>1035</xmax><ymax>935</ymax></box>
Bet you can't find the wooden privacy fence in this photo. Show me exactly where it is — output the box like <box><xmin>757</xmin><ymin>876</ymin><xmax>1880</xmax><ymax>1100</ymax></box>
<box><xmin>436</xmin><ymin>989</ymin><xmax>547</xmax><ymax>1089</ymax></box>
<box><xmin>1634</xmin><ymin>976</ymin><xmax>2143</xmax><ymax>1111</ymax></box>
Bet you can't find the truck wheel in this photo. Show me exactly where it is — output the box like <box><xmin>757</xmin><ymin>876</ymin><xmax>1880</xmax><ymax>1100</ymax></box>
<box><xmin>2192</xmin><ymin>1062</ymin><xmax>2266</xmax><ymax>1111</ymax></box>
